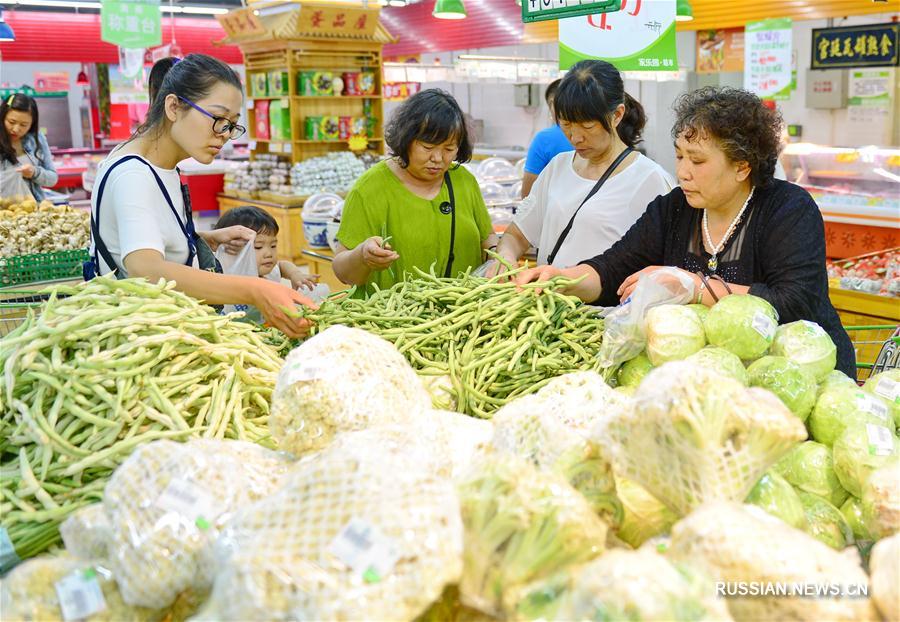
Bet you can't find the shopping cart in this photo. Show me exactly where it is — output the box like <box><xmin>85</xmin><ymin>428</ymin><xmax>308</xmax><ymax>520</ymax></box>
<box><xmin>844</xmin><ymin>324</ymin><xmax>900</xmax><ymax>384</ymax></box>
<box><xmin>0</xmin><ymin>280</ymin><xmax>76</xmax><ymax>337</ymax></box>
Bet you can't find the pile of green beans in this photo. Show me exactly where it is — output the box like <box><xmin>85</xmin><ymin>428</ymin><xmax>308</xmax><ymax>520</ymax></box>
<box><xmin>293</xmin><ymin>267</ymin><xmax>605</xmax><ymax>419</ymax></box>
<box><xmin>0</xmin><ymin>277</ymin><xmax>283</xmax><ymax>565</ymax></box>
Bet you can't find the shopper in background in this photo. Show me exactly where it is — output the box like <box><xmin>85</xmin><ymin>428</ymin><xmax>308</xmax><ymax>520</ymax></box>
<box><xmin>0</xmin><ymin>93</ymin><xmax>58</xmax><ymax>201</ymax></box>
<box><xmin>514</xmin><ymin>86</ymin><xmax>855</xmax><ymax>376</ymax></box>
<box><xmin>334</xmin><ymin>88</ymin><xmax>497</xmax><ymax>296</ymax></box>
<box><xmin>88</xmin><ymin>53</ymin><xmax>315</xmax><ymax>337</ymax></box>
<box><xmin>520</xmin><ymin>79</ymin><xmax>572</xmax><ymax>198</ymax></box>
<box><xmin>490</xmin><ymin>60</ymin><xmax>673</xmax><ymax>275</ymax></box>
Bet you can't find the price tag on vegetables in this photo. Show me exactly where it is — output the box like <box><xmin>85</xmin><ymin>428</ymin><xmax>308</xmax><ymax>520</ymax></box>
<box><xmin>866</xmin><ymin>424</ymin><xmax>895</xmax><ymax>457</ymax></box>
<box><xmin>156</xmin><ymin>478</ymin><xmax>222</xmax><ymax>530</ymax></box>
<box><xmin>859</xmin><ymin>393</ymin><xmax>891</xmax><ymax>422</ymax></box>
<box><xmin>55</xmin><ymin>568</ymin><xmax>107</xmax><ymax>621</ymax></box>
<box><xmin>328</xmin><ymin>518</ymin><xmax>400</xmax><ymax>583</ymax></box>
<box><xmin>751</xmin><ymin>312</ymin><xmax>776</xmax><ymax>341</ymax></box>
<box><xmin>873</xmin><ymin>378</ymin><xmax>900</xmax><ymax>404</ymax></box>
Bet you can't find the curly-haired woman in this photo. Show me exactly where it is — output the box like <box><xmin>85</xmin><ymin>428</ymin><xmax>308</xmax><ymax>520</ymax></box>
<box><xmin>515</xmin><ymin>86</ymin><xmax>855</xmax><ymax>376</ymax></box>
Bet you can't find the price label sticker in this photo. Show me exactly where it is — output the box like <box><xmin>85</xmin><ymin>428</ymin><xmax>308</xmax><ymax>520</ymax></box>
<box><xmin>866</xmin><ymin>423</ymin><xmax>895</xmax><ymax>457</ymax></box>
<box><xmin>873</xmin><ymin>377</ymin><xmax>900</xmax><ymax>404</ymax></box>
<box><xmin>283</xmin><ymin>360</ymin><xmax>323</xmax><ymax>385</ymax></box>
<box><xmin>859</xmin><ymin>393</ymin><xmax>891</xmax><ymax>422</ymax></box>
<box><xmin>751</xmin><ymin>312</ymin><xmax>776</xmax><ymax>341</ymax></box>
<box><xmin>55</xmin><ymin>568</ymin><xmax>107</xmax><ymax>621</ymax></box>
<box><xmin>0</xmin><ymin>527</ymin><xmax>20</xmax><ymax>573</ymax></box>
<box><xmin>156</xmin><ymin>478</ymin><xmax>221</xmax><ymax>527</ymax></box>
<box><xmin>328</xmin><ymin>518</ymin><xmax>400</xmax><ymax>583</ymax></box>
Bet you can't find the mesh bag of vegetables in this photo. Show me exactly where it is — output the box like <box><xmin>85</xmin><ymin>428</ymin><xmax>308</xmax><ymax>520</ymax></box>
<box><xmin>60</xmin><ymin>503</ymin><xmax>112</xmax><ymax>562</ymax></box>
<box><xmin>869</xmin><ymin>533</ymin><xmax>899</xmax><ymax>622</ymax></box>
<box><xmin>195</xmin><ymin>442</ymin><xmax>463</xmax><ymax>622</ymax></box>
<box><xmin>596</xmin><ymin>361</ymin><xmax>807</xmax><ymax>516</ymax></box>
<box><xmin>861</xmin><ymin>462</ymin><xmax>900</xmax><ymax>539</ymax></box>
<box><xmin>102</xmin><ymin>439</ymin><xmax>291</xmax><ymax>609</ymax></box>
<box><xmin>514</xmin><ymin>548</ymin><xmax>732</xmax><ymax>622</ymax></box>
<box><xmin>457</xmin><ymin>452</ymin><xmax>607</xmax><ymax>618</ymax></box>
<box><xmin>0</xmin><ymin>554</ymin><xmax>162</xmax><ymax>622</ymax></box>
<box><xmin>490</xmin><ymin>371</ymin><xmax>625</xmax><ymax>524</ymax></box>
<box><xmin>613</xmin><ymin>476</ymin><xmax>678</xmax><ymax>548</ymax></box>
<box><xmin>668</xmin><ymin>502</ymin><xmax>877</xmax><ymax>622</ymax></box>
<box><xmin>270</xmin><ymin>325</ymin><xmax>431</xmax><ymax>456</ymax></box>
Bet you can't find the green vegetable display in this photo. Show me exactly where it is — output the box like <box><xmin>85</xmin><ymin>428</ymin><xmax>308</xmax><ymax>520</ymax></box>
<box><xmin>771</xmin><ymin>320</ymin><xmax>837</xmax><ymax>383</ymax></box>
<box><xmin>817</xmin><ymin>370</ymin><xmax>857</xmax><ymax>397</ymax></box>
<box><xmin>864</xmin><ymin>369</ymin><xmax>900</xmax><ymax>429</ymax></box>
<box><xmin>685</xmin><ymin>346</ymin><xmax>749</xmax><ymax>385</ymax></box>
<box><xmin>773</xmin><ymin>441</ymin><xmax>849</xmax><ymax>508</ymax></box>
<box><xmin>613</xmin><ymin>477</ymin><xmax>678</xmax><ymax>548</ymax></box>
<box><xmin>832</xmin><ymin>424</ymin><xmax>899</xmax><ymax>497</ymax></box>
<box><xmin>745</xmin><ymin>472</ymin><xmax>807</xmax><ymax>529</ymax></box>
<box><xmin>292</xmin><ymin>267</ymin><xmax>606</xmax><ymax>418</ymax></box>
<box><xmin>644</xmin><ymin>304</ymin><xmax>706</xmax><ymax>366</ymax></box>
<box><xmin>615</xmin><ymin>351</ymin><xmax>653</xmax><ymax>388</ymax></box>
<box><xmin>703</xmin><ymin>294</ymin><xmax>778</xmax><ymax>360</ymax></box>
<box><xmin>0</xmin><ymin>277</ymin><xmax>282</xmax><ymax>565</ymax></box>
<box><xmin>747</xmin><ymin>356</ymin><xmax>817</xmax><ymax>422</ymax></box>
<box><xmin>840</xmin><ymin>496</ymin><xmax>875</xmax><ymax>542</ymax></box>
<box><xmin>808</xmin><ymin>386</ymin><xmax>893</xmax><ymax>446</ymax></box>
<box><xmin>797</xmin><ymin>491</ymin><xmax>854</xmax><ymax>550</ymax></box>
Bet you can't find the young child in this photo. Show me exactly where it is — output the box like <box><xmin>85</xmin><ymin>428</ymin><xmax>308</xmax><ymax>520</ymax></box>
<box><xmin>214</xmin><ymin>206</ymin><xmax>318</xmax><ymax>290</ymax></box>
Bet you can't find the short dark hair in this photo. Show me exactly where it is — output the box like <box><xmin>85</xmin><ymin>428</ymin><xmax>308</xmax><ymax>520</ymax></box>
<box><xmin>545</xmin><ymin>79</ymin><xmax>562</xmax><ymax>106</ymax></box>
<box><xmin>385</xmin><ymin>89</ymin><xmax>473</xmax><ymax>167</ymax></box>
<box><xmin>148</xmin><ymin>57</ymin><xmax>178</xmax><ymax>105</ymax></box>
<box><xmin>215</xmin><ymin>205</ymin><xmax>279</xmax><ymax>235</ymax></box>
<box><xmin>671</xmin><ymin>86</ymin><xmax>782</xmax><ymax>187</ymax></box>
<box><xmin>136</xmin><ymin>53</ymin><xmax>242</xmax><ymax>139</ymax></box>
<box><xmin>0</xmin><ymin>93</ymin><xmax>40</xmax><ymax>166</ymax></box>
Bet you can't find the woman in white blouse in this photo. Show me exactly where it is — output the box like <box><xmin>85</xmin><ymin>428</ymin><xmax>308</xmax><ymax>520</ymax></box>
<box><xmin>491</xmin><ymin>60</ymin><xmax>673</xmax><ymax>272</ymax></box>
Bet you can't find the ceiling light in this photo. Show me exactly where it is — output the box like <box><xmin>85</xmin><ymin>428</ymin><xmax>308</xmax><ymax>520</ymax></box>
<box><xmin>388</xmin><ymin>0</ymin><xmax>406</xmax><ymax>6</ymax></box>
<box><xmin>76</xmin><ymin>66</ymin><xmax>90</xmax><ymax>85</ymax></box>
<box><xmin>433</xmin><ymin>0</ymin><xmax>465</xmax><ymax>19</ymax></box>
<box><xmin>675</xmin><ymin>0</ymin><xmax>693</xmax><ymax>22</ymax></box>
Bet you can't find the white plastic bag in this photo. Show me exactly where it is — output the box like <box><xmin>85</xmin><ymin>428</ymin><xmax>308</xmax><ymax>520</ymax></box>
<box><xmin>215</xmin><ymin>233</ymin><xmax>258</xmax><ymax>316</ymax></box>
<box><xmin>596</xmin><ymin>267</ymin><xmax>696</xmax><ymax>372</ymax></box>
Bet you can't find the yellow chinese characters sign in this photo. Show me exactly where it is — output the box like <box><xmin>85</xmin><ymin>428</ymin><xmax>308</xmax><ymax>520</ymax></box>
<box><xmin>811</xmin><ymin>23</ymin><xmax>898</xmax><ymax>70</ymax></box>
<box><xmin>297</xmin><ymin>5</ymin><xmax>377</xmax><ymax>38</ymax></box>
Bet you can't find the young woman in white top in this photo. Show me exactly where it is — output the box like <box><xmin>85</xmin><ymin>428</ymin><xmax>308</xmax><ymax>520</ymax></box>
<box><xmin>89</xmin><ymin>54</ymin><xmax>313</xmax><ymax>337</ymax></box>
<box><xmin>491</xmin><ymin>60</ymin><xmax>673</xmax><ymax>273</ymax></box>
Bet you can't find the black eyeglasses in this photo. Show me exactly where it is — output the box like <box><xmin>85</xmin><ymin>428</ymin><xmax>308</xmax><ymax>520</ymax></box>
<box><xmin>177</xmin><ymin>95</ymin><xmax>246</xmax><ymax>141</ymax></box>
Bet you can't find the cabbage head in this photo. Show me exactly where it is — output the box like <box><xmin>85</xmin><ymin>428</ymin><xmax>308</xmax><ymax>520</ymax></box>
<box><xmin>616</xmin><ymin>352</ymin><xmax>653</xmax><ymax>388</ymax></box>
<box><xmin>864</xmin><ymin>369</ymin><xmax>900</xmax><ymax>429</ymax></box>
<box><xmin>644</xmin><ymin>305</ymin><xmax>706</xmax><ymax>366</ymax></box>
<box><xmin>745</xmin><ymin>472</ymin><xmax>807</xmax><ymax>529</ymax></box>
<box><xmin>832</xmin><ymin>423</ymin><xmax>899</xmax><ymax>497</ymax></box>
<box><xmin>797</xmin><ymin>491</ymin><xmax>854</xmax><ymax>550</ymax></box>
<box><xmin>686</xmin><ymin>303</ymin><xmax>709</xmax><ymax>324</ymax></box>
<box><xmin>747</xmin><ymin>356</ymin><xmax>817</xmax><ymax>422</ymax></box>
<box><xmin>818</xmin><ymin>370</ymin><xmax>857</xmax><ymax>397</ymax></box>
<box><xmin>703</xmin><ymin>294</ymin><xmax>778</xmax><ymax>360</ymax></box>
<box><xmin>773</xmin><ymin>441</ymin><xmax>848</xmax><ymax>508</ymax></box>
<box><xmin>771</xmin><ymin>320</ymin><xmax>837</xmax><ymax>382</ymax></box>
<box><xmin>808</xmin><ymin>386</ymin><xmax>893</xmax><ymax>446</ymax></box>
<box><xmin>685</xmin><ymin>346</ymin><xmax>749</xmax><ymax>385</ymax></box>
<box><xmin>840</xmin><ymin>496</ymin><xmax>875</xmax><ymax>542</ymax></box>
<box><xmin>614</xmin><ymin>477</ymin><xmax>678</xmax><ymax>548</ymax></box>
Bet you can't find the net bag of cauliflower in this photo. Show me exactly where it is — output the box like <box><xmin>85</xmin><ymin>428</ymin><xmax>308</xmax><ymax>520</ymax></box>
<box><xmin>490</xmin><ymin>371</ymin><xmax>626</xmax><ymax>525</ymax></box>
<box><xmin>194</xmin><ymin>442</ymin><xmax>463</xmax><ymax>621</ymax></box>
<box><xmin>668</xmin><ymin>502</ymin><xmax>877</xmax><ymax>622</ymax></box>
<box><xmin>102</xmin><ymin>439</ymin><xmax>292</xmax><ymax>609</ymax></box>
<box><xmin>596</xmin><ymin>361</ymin><xmax>807</xmax><ymax>516</ymax></box>
<box><xmin>0</xmin><ymin>554</ymin><xmax>162</xmax><ymax>622</ymax></box>
<box><xmin>60</xmin><ymin>503</ymin><xmax>112</xmax><ymax>562</ymax></box>
<box><xmin>271</xmin><ymin>325</ymin><xmax>431</xmax><ymax>456</ymax></box>
<box><xmin>869</xmin><ymin>533</ymin><xmax>899</xmax><ymax>622</ymax></box>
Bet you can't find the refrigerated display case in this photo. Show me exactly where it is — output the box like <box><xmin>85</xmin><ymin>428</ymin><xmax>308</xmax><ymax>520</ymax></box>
<box><xmin>781</xmin><ymin>143</ymin><xmax>900</xmax><ymax>259</ymax></box>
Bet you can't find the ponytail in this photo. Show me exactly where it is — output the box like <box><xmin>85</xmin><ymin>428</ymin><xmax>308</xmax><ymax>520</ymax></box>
<box><xmin>617</xmin><ymin>92</ymin><xmax>646</xmax><ymax>148</ymax></box>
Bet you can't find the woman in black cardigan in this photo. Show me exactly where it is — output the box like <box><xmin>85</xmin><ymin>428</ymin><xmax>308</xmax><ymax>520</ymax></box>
<box><xmin>515</xmin><ymin>86</ymin><xmax>855</xmax><ymax>376</ymax></box>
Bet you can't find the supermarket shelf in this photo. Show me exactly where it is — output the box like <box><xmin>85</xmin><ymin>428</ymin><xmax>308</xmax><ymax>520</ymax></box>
<box><xmin>296</xmin><ymin>138</ymin><xmax>383</xmax><ymax>144</ymax></box>
<box><xmin>292</xmin><ymin>95</ymin><xmax>381</xmax><ymax>100</ymax></box>
<box><xmin>830</xmin><ymin>286</ymin><xmax>900</xmax><ymax>323</ymax></box>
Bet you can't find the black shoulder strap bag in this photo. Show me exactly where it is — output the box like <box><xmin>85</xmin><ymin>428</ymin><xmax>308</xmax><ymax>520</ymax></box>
<box><xmin>441</xmin><ymin>171</ymin><xmax>457</xmax><ymax>279</ymax></box>
<box><xmin>84</xmin><ymin>155</ymin><xmax>222</xmax><ymax>280</ymax></box>
<box><xmin>544</xmin><ymin>146</ymin><xmax>634</xmax><ymax>266</ymax></box>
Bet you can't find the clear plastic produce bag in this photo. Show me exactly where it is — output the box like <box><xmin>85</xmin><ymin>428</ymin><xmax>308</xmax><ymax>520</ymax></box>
<box><xmin>215</xmin><ymin>232</ymin><xmax>258</xmax><ymax>316</ymax></box>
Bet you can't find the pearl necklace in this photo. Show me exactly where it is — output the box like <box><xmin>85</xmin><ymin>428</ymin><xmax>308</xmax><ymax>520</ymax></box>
<box><xmin>702</xmin><ymin>187</ymin><xmax>754</xmax><ymax>273</ymax></box>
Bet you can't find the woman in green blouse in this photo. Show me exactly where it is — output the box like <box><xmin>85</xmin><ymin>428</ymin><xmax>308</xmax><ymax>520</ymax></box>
<box><xmin>334</xmin><ymin>89</ymin><xmax>497</xmax><ymax>295</ymax></box>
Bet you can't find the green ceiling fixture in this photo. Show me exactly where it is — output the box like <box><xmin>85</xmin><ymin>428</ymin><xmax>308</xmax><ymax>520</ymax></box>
<box><xmin>676</xmin><ymin>0</ymin><xmax>694</xmax><ymax>22</ymax></box>
<box><xmin>433</xmin><ymin>0</ymin><xmax>466</xmax><ymax>20</ymax></box>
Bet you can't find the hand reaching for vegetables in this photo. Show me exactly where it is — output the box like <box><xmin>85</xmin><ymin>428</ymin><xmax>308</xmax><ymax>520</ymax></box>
<box><xmin>252</xmin><ymin>279</ymin><xmax>318</xmax><ymax>338</ymax></box>
<box><xmin>360</xmin><ymin>236</ymin><xmax>399</xmax><ymax>271</ymax></box>
<box><xmin>617</xmin><ymin>266</ymin><xmax>698</xmax><ymax>304</ymax></box>
<box><xmin>204</xmin><ymin>225</ymin><xmax>256</xmax><ymax>254</ymax></box>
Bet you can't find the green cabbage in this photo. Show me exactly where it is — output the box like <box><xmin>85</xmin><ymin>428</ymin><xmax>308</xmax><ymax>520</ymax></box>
<box><xmin>747</xmin><ymin>356</ymin><xmax>817</xmax><ymax>422</ymax></box>
<box><xmin>644</xmin><ymin>305</ymin><xmax>707</xmax><ymax>366</ymax></box>
<box><xmin>832</xmin><ymin>423</ymin><xmax>899</xmax><ymax>497</ymax></box>
<box><xmin>773</xmin><ymin>441</ymin><xmax>849</xmax><ymax>508</ymax></box>
<box><xmin>840</xmin><ymin>496</ymin><xmax>875</xmax><ymax>542</ymax></box>
<box><xmin>808</xmin><ymin>386</ymin><xmax>893</xmax><ymax>446</ymax></box>
<box><xmin>864</xmin><ymin>369</ymin><xmax>900</xmax><ymax>429</ymax></box>
<box><xmin>616</xmin><ymin>352</ymin><xmax>653</xmax><ymax>388</ymax></box>
<box><xmin>685</xmin><ymin>346</ymin><xmax>749</xmax><ymax>385</ymax></box>
<box><xmin>818</xmin><ymin>370</ymin><xmax>857</xmax><ymax>397</ymax></box>
<box><xmin>686</xmin><ymin>303</ymin><xmax>710</xmax><ymax>324</ymax></box>
<box><xmin>703</xmin><ymin>294</ymin><xmax>778</xmax><ymax>360</ymax></box>
<box><xmin>797</xmin><ymin>491</ymin><xmax>854</xmax><ymax>550</ymax></box>
<box><xmin>771</xmin><ymin>320</ymin><xmax>838</xmax><ymax>382</ymax></box>
<box><xmin>613</xmin><ymin>477</ymin><xmax>678</xmax><ymax>548</ymax></box>
<box><xmin>745</xmin><ymin>472</ymin><xmax>807</xmax><ymax>529</ymax></box>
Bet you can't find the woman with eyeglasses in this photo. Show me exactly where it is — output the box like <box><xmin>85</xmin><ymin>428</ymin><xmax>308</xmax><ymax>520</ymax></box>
<box><xmin>89</xmin><ymin>54</ymin><xmax>315</xmax><ymax>337</ymax></box>
<box><xmin>0</xmin><ymin>93</ymin><xmax>58</xmax><ymax>201</ymax></box>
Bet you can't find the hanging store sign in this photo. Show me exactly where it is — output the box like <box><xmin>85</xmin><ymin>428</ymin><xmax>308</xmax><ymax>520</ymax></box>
<box><xmin>559</xmin><ymin>0</ymin><xmax>677</xmax><ymax>72</ymax></box>
<box><xmin>33</xmin><ymin>72</ymin><xmax>70</xmax><ymax>93</ymax></box>
<box><xmin>811</xmin><ymin>23</ymin><xmax>899</xmax><ymax>70</ymax></box>
<box><xmin>522</xmin><ymin>0</ymin><xmax>622</xmax><ymax>24</ymax></box>
<box><xmin>696</xmin><ymin>28</ymin><xmax>744</xmax><ymax>74</ymax></box>
<box><xmin>215</xmin><ymin>8</ymin><xmax>266</xmax><ymax>40</ymax></box>
<box><xmin>297</xmin><ymin>5</ymin><xmax>377</xmax><ymax>38</ymax></box>
<box><xmin>383</xmin><ymin>82</ymin><xmax>421</xmax><ymax>101</ymax></box>
<box><xmin>101</xmin><ymin>0</ymin><xmax>161</xmax><ymax>49</ymax></box>
<box><xmin>744</xmin><ymin>18</ymin><xmax>792</xmax><ymax>99</ymax></box>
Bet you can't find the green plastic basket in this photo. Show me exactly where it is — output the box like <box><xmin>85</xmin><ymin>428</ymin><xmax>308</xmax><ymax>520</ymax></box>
<box><xmin>0</xmin><ymin>249</ymin><xmax>89</xmax><ymax>286</ymax></box>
